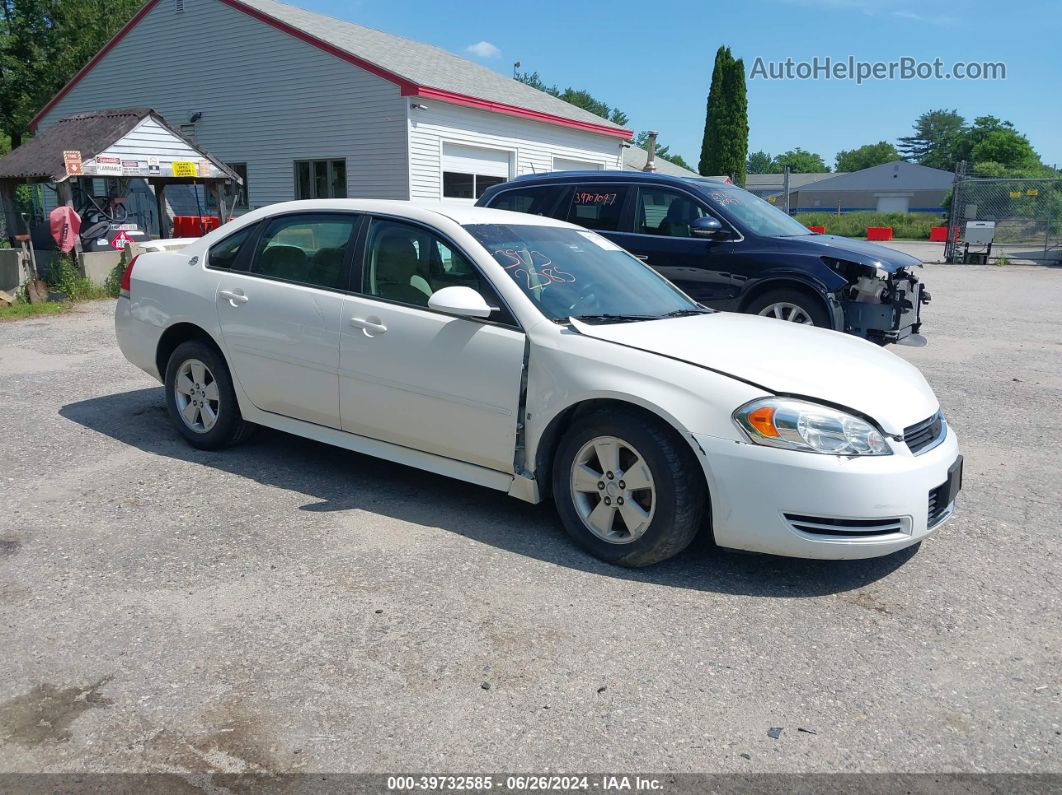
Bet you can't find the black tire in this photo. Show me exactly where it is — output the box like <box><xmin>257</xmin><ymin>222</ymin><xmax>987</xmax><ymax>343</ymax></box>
<box><xmin>552</xmin><ymin>408</ymin><xmax>707</xmax><ymax>567</ymax></box>
<box><xmin>164</xmin><ymin>340</ymin><xmax>255</xmax><ymax>450</ymax></box>
<box><xmin>746</xmin><ymin>287</ymin><xmax>831</xmax><ymax>328</ymax></box>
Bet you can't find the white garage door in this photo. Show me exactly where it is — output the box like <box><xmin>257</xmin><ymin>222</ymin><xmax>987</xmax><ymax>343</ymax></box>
<box><xmin>876</xmin><ymin>196</ymin><xmax>910</xmax><ymax>213</ymax></box>
<box><xmin>442</xmin><ymin>143</ymin><xmax>511</xmax><ymax>200</ymax></box>
<box><xmin>553</xmin><ymin>157</ymin><xmax>604</xmax><ymax>172</ymax></box>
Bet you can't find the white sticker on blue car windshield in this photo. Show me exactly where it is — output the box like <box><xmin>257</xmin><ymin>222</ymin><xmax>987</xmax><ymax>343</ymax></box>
<box><xmin>575</xmin><ymin>230</ymin><xmax>624</xmax><ymax>251</ymax></box>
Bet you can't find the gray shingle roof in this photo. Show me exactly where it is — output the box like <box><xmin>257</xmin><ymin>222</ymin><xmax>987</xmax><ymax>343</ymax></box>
<box><xmin>795</xmin><ymin>161</ymin><xmax>953</xmax><ymax>192</ymax></box>
<box><xmin>622</xmin><ymin>145</ymin><xmax>697</xmax><ymax>176</ymax></box>
<box><xmin>234</xmin><ymin>0</ymin><xmax>629</xmax><ymax>134</ymax></box>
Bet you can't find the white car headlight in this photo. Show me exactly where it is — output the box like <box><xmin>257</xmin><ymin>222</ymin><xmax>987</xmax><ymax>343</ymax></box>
<box><xmin>734</xmin><ymin>398</ymin><xmax>891</xmax><ymax>456</ymax></box>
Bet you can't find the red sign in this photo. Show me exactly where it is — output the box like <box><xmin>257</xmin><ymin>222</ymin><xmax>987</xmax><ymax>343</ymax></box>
<box><xmin>111</xmin><ymin>230</ymin><xmax>133</xmax><ymax>251</ymax></box>
<box><xmin>63</xmin><ymin>150</ymin><xmax>83</xmax><ymax>176</ymax></box>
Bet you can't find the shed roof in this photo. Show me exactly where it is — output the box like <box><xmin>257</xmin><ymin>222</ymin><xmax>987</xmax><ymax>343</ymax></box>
<box><xmin>0</xmin><ymin>107</ymin><xmax>240</xmax><ymax>183</ymax></box>
<box><xmin>31</xmin><ymin>0</ymin><xmax>631</xmax><ymax>140</ymax></box>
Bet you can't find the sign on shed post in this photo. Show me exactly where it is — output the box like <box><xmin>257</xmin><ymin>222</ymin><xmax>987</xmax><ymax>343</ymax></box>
<box><xmin>63</xmin><ymin>150</ymin><xmax>83</xmax><ymax>176</ymax></box>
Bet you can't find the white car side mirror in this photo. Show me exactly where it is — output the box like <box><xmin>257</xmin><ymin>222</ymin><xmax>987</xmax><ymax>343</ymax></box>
<box><xmin>428</xmin><ymin>285</ymin><xmax>494</xmax><ymax>319</ymax></box>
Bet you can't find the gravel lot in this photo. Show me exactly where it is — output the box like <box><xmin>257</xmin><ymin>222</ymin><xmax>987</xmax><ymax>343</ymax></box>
<box><xmin>0</xmin><ymin>264</ymin><xmax>1059</xmax><ymax>777</ymax></box>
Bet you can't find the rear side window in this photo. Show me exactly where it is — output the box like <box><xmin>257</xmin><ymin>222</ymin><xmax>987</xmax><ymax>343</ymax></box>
<box><xmin>487</xmin><ymin>185</ymin><xmax>564</xmax><ymax>216</ymax></box>
<box><xmin>564</xmin><ymin>184</ymin><xmax>630</xmax><ymax>232</ymax></box>
<box><xmin>207</xmin><ymin>224</ymin><xmax>256</xmax><ymax>271</ymax></box>
<box><xmin>250</xmin><ymin>213</ymin><xmax>356</xmax><ymax>290</ymax></box>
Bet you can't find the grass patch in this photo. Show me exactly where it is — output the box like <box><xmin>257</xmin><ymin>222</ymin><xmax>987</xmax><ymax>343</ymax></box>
<box><xmin>0</xmin><ymin>252</ymin><xmax>124</xmax><ymax>321</ymax></box>
<box><xmin>0</xmin><ymin>300</ymin><xmax>73</xmax><ymax>321</ymax></box>
<box><xmin>794</xmin><ymin>212</ymin><xmax>943</xmax><ymax>240</ymax></box>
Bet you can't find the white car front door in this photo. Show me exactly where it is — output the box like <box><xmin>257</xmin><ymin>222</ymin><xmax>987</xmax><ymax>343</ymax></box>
<box><xmin>339</xmin><ymin>218</ymin><xmax>525</xmax><ymax>472</ymax></box>
<box><xmin>214</xmin><ymin>213</ymin><xmax>357</xmax><ymax>429</ymax></box>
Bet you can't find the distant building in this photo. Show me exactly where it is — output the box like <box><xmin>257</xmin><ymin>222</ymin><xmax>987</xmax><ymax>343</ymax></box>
<box><xmin>746</xmin><ymin>161</ymin><xmax>954</xmax><ymax>214</ymax></box>
<box><xmin>745</xmin><ymin>172</ymin><xmax>838</xmax><ymax>201</ymax></box>
<box><xmin>789</xmin><ymin>161</ymin><xmax>953</xmax><ymax>214</ymax></box>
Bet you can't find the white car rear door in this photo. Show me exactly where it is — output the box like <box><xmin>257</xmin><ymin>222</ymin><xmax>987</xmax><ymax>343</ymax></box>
<box><xmin>214</xmin><ymin>213</ymin><xmax>358</xmax><ymax>429</ymax></box>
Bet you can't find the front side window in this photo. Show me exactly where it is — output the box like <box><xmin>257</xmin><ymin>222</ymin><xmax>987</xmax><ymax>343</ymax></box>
<box><xmin>250</xmin><ymin>213</ymin><xmax>355</xmax><ymax>290</ymax></box>
<box><xmin>207</xmin><ymin>224</ymin><xmax>255</xmax><ymax>270</ymax></box>
<box><xmin>564</xmin><ymin>184</ymin><xmax>630</xmax><ymax>232</ymax></box>
<box><xmin>636</xmin><ymin>187</ymin><xmax>710</xmax><ymax>237</ymax></box>
<box><xmin>443</xmin><ymin>171</ymin><xmax>506</xmax><ymax>200</ymax></box>
<box><xmin>295</xmin><ymin>159</ymin><xmax>347</xmax><ymax>199</ymax></box>
<box><xmin>685</xmin><ymin>180</ymin><xmax>812</xmax><ymax>237</ymax></box>
<box><xmin>364</xmin><ymin>219</ymin><xmax>486</xmax><ymax>308</ymax></box>
<box><xmin>464</xmin><ymin>223</ymin><xmax>701</xmax><ymax>323</ymax></box>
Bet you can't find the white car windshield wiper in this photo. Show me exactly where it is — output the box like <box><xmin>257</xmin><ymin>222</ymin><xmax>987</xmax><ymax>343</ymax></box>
<box><xmin>569</xmin><ymin>313</ymin><xmax>659</xmax><ymax>324</ymax></box>
<box><xmin>657</xmin><ymin>308</ymin><xmax>713</xmax><ymax>318</ymax></box>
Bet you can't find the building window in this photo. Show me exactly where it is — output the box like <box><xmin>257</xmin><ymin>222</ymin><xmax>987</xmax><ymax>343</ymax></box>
<box><xmin>442</xmin><ymin>171</ymin><xmax>506</xmax><ymax>200</ymax></box>
<box><xmin>295</xmin><ymin>159</ymin><xmax>347</xmax><ymax>200</ymax></box>
<box><xmin>206</xmin><ymin>162</ymin><xmax>249</xmax><ymax>211</ymax></box>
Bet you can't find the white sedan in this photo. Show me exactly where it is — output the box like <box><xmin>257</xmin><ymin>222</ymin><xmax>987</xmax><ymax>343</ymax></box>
<box><xmin>115</xmin><ymin>200</ymin><xmax>961</xmax><ymax>567</ymax></box>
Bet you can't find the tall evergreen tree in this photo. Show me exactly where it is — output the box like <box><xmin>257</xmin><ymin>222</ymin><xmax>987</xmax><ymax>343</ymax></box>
<box><xmin>724</xmin><ymin>54</ymin><xmax>748</xmax><ymax>185</ymax></box>
<box><xmin>698</xmin><ymin>46</ymin><xmax>731</xmax><ymax>176</ymax></box>
<box><xmin>699</xmin><ymin>46</ymin><xmax>748</xmax><ymax>184</ymax></box>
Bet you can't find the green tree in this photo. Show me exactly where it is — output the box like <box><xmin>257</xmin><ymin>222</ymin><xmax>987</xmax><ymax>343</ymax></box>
<box><xmin>515</xmin><ymin>70</ymin><xmax>629</xmax><ymax>127</ymax></box>
<box><xmin>773</xmin><ymin>148</ymin><xmax>829</xmax><ymax>173</ymax></box>
<box><xmin>634</xmin><ymin>130</ymin><xmax>692</xmax><ymax>171</ymax></box>
<box><xmin>958</xmin><ymin>116</ymin><xmax>1040</xmax><ymax>172</ymax></box>
<box><xmin>0</xmin><ymin>0</ymin><xmax>147</xmax><ymax>148</ymax></box>
<box><xmin>835</xmin><ymin>141</ymin><xmax>901</xmax><ymax>172</ymax></box>
<box><xmin>699</xmin><ymin>46</ymin><xmax>749</xmax><ymax>183</ymax></box>
<box><xmin>746</xmin><ymin>150</ymin><xmax>774</xmax><ymax>174</ymax></box>
<box><xmin>897</xmin><ymin>109</ymin><xmax>965</xmax><ymax>170</ymax></box>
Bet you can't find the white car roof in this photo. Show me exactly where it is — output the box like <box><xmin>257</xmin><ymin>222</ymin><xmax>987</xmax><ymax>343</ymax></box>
<box><xmin>229</xmin><ymin>199</ymin><xmax>578</xmax><ymax>231</ymax></box>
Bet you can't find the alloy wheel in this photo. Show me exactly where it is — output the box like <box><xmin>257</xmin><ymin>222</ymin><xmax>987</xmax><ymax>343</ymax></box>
<box><xmin>570</xmin><ymin>435</ymin><xmax>656</xmax><ymax>544</ymax></box>
<box><xmin>174</xmin><ymin>358</ymin><xmax>220</xmax><ymax>433</ymax></box>
<box><xmin>757</xmin><ymin>301</ymin><xmax>815</xmax><ymax>324</ymax></box>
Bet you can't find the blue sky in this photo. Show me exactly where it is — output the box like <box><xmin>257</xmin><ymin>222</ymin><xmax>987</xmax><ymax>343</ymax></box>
<box><xmin>302</xmin><ymin>0</ymin><xmax>1061</xmax><ymax>169</ymax></box>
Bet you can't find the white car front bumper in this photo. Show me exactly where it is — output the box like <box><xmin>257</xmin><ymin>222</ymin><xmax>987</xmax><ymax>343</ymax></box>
<box><xmin>693</xmin><ymin>426</ymin><xmax>961</xmax><ymax>559</ymax></box>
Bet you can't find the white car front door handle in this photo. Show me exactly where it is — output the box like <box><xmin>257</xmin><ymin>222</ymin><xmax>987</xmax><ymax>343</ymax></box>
<box><xmin>351</xmin><ymin>317</ymin><xmax>387</xmax><ymax>335</ymax></box>
<box><xmin>219</xmin><ymin>289</ymin><xmax>249</xmax><ymax>306</ymax></box>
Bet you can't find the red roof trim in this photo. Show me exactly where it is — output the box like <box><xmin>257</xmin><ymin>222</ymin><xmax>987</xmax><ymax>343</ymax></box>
<box><xmin>30</xmin><ymin>0</ymin><xmax>631</xmax><ymax>141</ymax></box>
<box><xmin>29</xmin><ymin>0</ymin><xmax>162</xmax><ymax>131</ymax></box>
<box><xmin>404</xmin><ymin>86</ymin><xmax>632</xmax><ymax>139</ymax></box>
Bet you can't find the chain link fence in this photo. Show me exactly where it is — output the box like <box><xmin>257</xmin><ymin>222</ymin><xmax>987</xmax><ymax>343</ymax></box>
<box><xmin>944</xmin><ymin>174</ymin><xmax>1062</xmax><ymax>263</ymax></box>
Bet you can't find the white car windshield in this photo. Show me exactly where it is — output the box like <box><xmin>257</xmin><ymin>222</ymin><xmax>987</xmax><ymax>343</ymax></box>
<box><xmin>464</xmin><ymin>223</ymin><xmax>706</xmax><ymax>324</ymax></box>
<box><xmin>686</xmin><ymin>181</ymin><xmax>814</xmax><ymax>237</ymax></box>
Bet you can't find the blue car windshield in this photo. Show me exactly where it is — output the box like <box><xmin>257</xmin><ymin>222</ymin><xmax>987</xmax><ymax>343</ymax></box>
<box><xmin>464</xmin><ymin>223</ymin><xmax>703</xmax><ymax>323</ymax></box>
<box><xmin>686</xmin><ymin>180</ymin><xmax>814</xmax><ymax>237</ymax></box>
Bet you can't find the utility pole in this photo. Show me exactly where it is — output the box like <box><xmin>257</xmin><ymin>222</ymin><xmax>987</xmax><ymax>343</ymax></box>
<box><xmin>782</xmin><ymin>165</ymin><xmax>791</xmax><ymax>215</ymax></box>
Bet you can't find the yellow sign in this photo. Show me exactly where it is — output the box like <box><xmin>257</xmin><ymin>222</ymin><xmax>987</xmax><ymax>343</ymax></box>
<box><xmin>1009</xmin><ymin>191</ymin><xmax>1021</xmax><ymax>198</ymax></box>
<box><xmin>1026</xmin><ymin>188</ymin><xmax>1039</xmax><ymax>196</ymax></box>
<box><xmin>172</xmin><ymin>161</ymin><xmax>198</xmax><ymax>177</ymax></box>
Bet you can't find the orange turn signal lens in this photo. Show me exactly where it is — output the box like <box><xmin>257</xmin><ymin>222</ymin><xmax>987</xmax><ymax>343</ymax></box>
<box><xmin>746</xmin><ymin>405</ymin><xmax>780</xmax><ymax>438</ymax></box>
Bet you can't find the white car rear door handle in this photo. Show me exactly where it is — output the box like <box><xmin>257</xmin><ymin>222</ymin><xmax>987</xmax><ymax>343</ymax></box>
<box><xmin>351</xmin><ymin>317</ymin><xmax>387</xmax><ymax>334</ymax></box>
<box><xmin>219</xmin><ymin>289</ymin><xmax>249</xmax><ymax>305</ymax></box>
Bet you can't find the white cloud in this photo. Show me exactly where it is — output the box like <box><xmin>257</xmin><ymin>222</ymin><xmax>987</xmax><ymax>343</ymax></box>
<box><xmin>466</xmin><ymin>40</ymin><xmax>501</xmax><ymax>59</ymax></box>
<box><xmin>777</xmin><ymin>0</ymin><xmax>960</xmax><ymax>24</ymax></box>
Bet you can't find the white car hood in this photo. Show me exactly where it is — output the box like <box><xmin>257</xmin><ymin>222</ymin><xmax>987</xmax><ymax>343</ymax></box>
<box><xmin>571</xmin><ymin>313</ymin><xmax>939</xmax><ymax>434</ymax></box>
